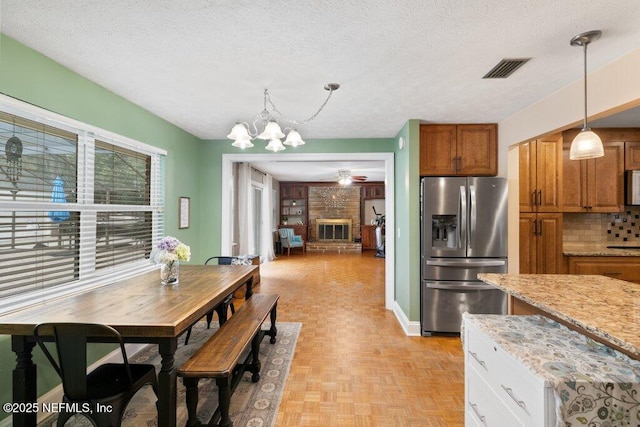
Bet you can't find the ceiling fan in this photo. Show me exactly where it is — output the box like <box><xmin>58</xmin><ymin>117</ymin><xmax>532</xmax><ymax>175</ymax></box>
<box><xmin>337</xmin><ymin>169</ymin><xmax>367</xmax><ymax>185</ymax></box>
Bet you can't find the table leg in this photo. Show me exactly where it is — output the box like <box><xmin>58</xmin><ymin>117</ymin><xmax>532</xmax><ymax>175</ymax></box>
<box><xmin>158</xmin><ymin>338</ymin><xmax>178</xmax><ymax>427</ymax></box>
<box><xmin>245</xmin><ymin>276</ymin><xmax>254</xmax><ymax>300</ymax></box>
<box><xmin>11</xmin><ymin>335</ymin><xmax>37</xmax><ymax>427</ymax></box>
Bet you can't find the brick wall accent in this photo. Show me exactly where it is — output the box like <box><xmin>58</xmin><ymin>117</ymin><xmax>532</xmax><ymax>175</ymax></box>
<box><xmin>308</xmin><ymin>186</ymin><xmax>361</xmax><ymax>242</ymax></box>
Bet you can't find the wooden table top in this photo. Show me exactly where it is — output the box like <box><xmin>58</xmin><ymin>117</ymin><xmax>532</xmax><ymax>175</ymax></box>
<box><xmin>0</xmin><ymin>264</ymin><xmax>257</xmax><ymax>338</ymax></box>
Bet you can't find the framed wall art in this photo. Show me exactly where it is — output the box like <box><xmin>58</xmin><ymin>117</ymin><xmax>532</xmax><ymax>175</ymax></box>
<box><xmin>179</xmin><ymin>196</ymin><xmax>190</xmax><ymax>229</ymax></box>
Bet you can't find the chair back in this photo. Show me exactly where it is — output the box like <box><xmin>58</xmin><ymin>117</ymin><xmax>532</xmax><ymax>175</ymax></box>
<box><xmin>33</xmin><ymin>323</ymin><xmax>131</xmax><ymax>400</ymax></box>
<box><xmin>204</xmin><ymin>256</ymin><xmax>237</xmax><ymax>265</ymax></box>
<box><xmin>279</xmin><ymin>228</ymin><xmax>294</xmax><ymax>240</ymax></box>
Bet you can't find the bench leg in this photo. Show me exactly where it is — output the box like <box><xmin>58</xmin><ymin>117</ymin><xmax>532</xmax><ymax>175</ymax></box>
<box><xmin>268</xmin><ymin>303</ymin><xmax>278</xmax><ymax>344</ymax></box>
<box><xmin>216</xmin><ymin>376</ymin><xmax>233</xmax><ymax>427</ymax></box>
<box><xmin>250</xmin><ymin>333</ymin><xmax>261</xmax><ymax>382</ymax></box>
<box><xmin>182</xmin><ymin>377</ymin><xmax>200</xmax><ymax>426</ymax></box>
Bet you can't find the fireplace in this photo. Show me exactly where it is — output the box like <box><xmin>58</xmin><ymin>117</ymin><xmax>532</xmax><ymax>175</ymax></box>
<box><xmin>316</xmin><ymin>219</ymin><xmax>352</xmax><ymax>242</ymax></box>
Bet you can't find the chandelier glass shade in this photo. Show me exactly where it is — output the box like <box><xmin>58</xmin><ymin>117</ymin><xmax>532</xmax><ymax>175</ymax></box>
<box><xmin>227</xmin><ymin>83</ymin><xmax>339</xmax><ymax>152</ymax></box>
<box><xmin>338</xmin><ymin>170</ymin><xmax>352</xmax><ymax>186</ymax></box>
<box><xmin>569</xmin><ymin>30</ymin><xmax>604</xmax><ymax>160</ymax></box>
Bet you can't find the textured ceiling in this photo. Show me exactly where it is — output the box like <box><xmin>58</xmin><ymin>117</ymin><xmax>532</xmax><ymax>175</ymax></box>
<box><xmin>3</xmin><ymin>1</ymin><xmax>640</xmax><ymax>182</ymax></box>
<box><xmin>3</xmin><ymin>0</ymin><xmax>640</xmax><ymax>144</ymax></box>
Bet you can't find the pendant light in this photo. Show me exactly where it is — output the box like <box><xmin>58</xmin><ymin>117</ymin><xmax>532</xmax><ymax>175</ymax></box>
<box><xmin>569</xmin><ymin>30</ymin><xmax>603</xmax><ymax>160</ymax></box>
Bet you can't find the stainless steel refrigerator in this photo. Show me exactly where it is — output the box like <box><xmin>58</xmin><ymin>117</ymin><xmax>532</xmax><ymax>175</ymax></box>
<box><xmin>420</xmin><ymin>177</ymin><xmax>508</xmax><ymax>335</ymax></box>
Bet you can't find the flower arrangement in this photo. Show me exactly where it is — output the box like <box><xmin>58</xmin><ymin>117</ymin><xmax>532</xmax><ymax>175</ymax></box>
<box><xmin>150</xmin><ymin>236</ymin><xmax>191</xmax><ymax>264</ymax></box>
<box><xmin>151</xmin><ymin>236</ymin><xmax>191</xmax><ymax>285</ymax></box>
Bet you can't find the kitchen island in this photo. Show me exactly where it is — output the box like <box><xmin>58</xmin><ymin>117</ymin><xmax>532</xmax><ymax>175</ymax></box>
<box><xmin>478</xmin><ymin>273</ymin><xmax>640</xmax><ymax>360</ymax></box>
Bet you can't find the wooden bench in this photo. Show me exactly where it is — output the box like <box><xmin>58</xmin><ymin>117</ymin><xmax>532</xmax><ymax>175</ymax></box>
<box><xmin>178</xmin><ymin>293</ymin><xmax>279</xmax><ymax>427</ymax></box>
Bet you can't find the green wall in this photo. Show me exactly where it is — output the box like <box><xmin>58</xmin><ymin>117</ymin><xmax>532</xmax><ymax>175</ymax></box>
<box><xmin>0</xmin><ymin>34</ymin><xmax>204</xmax><ymax>419</ymax></box>
<box><xmin>393</xmin><ymin>120</ymin><xmax>421</xmax><ymax>321</ymax></box>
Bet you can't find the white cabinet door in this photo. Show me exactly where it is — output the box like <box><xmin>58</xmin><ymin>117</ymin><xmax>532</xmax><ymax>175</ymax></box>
<box><xmin>465</xmin><ymin>319</ymin><xmax>556</xmax><ymax>426</ymax></box>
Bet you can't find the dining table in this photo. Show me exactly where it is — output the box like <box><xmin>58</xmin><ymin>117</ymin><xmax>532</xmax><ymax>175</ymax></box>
<box><xmin>0</xmin><ymin>264</ymin><xmax>257</xmax><ymax>427</ymax></box>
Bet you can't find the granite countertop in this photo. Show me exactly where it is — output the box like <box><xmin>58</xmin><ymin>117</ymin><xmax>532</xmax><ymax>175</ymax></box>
<box><xmin>563</xmin><ymin>242</ymin><xmax>640</xmax><ymax>256</ymax></box>
<box><xmin>477</xmin><ymin>273</ymin><xmax>640</xmax><ymax>360</ymax></box>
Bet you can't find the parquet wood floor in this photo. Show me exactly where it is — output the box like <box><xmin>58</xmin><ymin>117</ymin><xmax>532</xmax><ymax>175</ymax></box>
<box><xmin>247</xmin><ymin>251</ymin><xmax>465</xmax><ymax>426</ymax></box>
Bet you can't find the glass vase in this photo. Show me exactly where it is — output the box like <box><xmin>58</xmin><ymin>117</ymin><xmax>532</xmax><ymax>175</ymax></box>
<box><xmin>160</xmin><ymin>260</ymin><xmax>179</xmax><ymax>285</ymax></box>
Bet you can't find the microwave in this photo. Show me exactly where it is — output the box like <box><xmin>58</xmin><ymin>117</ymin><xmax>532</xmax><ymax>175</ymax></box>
<box><xmin>627</xmin><ymin>170</ymin><xmax>640</xmax><ymax>205</ymax></box>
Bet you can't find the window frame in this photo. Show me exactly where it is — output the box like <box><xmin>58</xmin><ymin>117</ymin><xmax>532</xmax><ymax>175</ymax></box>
<box><xmin>0</xmin><ymin>94</ymin><xmax>166</xmax><ymax>314</ymax></box>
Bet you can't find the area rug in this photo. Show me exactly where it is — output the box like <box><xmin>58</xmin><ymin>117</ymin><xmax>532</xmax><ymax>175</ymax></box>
<box><xmin>39</xmin><ymin>321</ymin><xmax>301</xmax><ymax>427</ymax></box>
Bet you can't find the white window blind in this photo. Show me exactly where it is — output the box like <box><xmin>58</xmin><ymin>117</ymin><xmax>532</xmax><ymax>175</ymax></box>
<box><xmin>0</xmin><ymin>97</ymin><xmax>165</xmax><ymax>306</ymax></box>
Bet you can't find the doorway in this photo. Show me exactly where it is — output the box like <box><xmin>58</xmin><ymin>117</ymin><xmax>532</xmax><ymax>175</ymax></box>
<box><xmin>221</xmin><ymin>152</ymin><xmax>395</xmax><ymax>310</ymax></box>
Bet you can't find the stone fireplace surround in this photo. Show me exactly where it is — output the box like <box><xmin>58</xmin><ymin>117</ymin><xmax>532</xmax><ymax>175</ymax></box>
<box><xmin>307</xmin><ymin>186</ymin><xmax>361</xmax><ymax>242</ymax></box>
<box><xmin>306</xmin><ymin>186</ymin><xmax>362</xmax><ymax>253</ymax></box>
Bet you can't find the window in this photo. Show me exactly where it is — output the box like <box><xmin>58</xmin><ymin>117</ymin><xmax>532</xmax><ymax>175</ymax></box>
<box><xmin>0</xmin><ymin>98</ymin><xmax>165</xmax><ymax>308</ymax></box>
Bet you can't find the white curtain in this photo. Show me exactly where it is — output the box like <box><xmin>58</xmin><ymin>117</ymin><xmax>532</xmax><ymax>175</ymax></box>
<box><xmin>237</xmin><ymin>162</ymin><xmax>254</xmax><ymax>255</ymax></box>
<box><xmin>261</xmin><ymin>173</ymin><xmax>276</xmax><ymax>262</ymax></box>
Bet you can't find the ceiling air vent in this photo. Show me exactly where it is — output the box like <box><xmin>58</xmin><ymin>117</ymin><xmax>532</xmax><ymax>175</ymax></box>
<box><xmin>483</xmin><ymin>58</ymin><xmax>531</xmax><ymax>79</ymax></box>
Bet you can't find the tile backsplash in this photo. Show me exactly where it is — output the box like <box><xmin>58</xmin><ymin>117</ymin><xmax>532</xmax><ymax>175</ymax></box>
<box><xmin>563</xmin><ymin>207</ymin><xmax>640</xmax><ymax>243</ymax></box>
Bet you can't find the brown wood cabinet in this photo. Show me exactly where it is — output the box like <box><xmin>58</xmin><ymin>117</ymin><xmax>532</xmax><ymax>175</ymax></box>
<box><xmin>419</xmin><ymin>124</ymin><xmax>497</xmax><ymax>176</ymax></box>
<box><xmin>626</xmin><ymin>141</ymin><xmax>640</xmax><ymax>170</ymax></box>
<box><xmin>280</xmin><ymin>183</ymin><xmax>308</xmax><ymax>226</ymax></box>
<box><xmin>362</xmin><ymin>184</ymin><xmax>385</xmax><ymax>199</ymax></box>
<box><xmin>360</xmin><ymin>225</ymin><xmax>376</xmax><ymax>249</ymax></box>
<box><xmin>519</xmin><ymin>213</ymin><xmax>562</xmax><ymax>274</ymax></box>
<box><xmin>568</xmin><ymin>256</ymin><xmax>640</xmax><ymax>284</ymax></box>
<box><xmin>519</xmin><ymin>134</ymin><xmax>562</xmax><ymax>213</ymax></box>
<box><xmin>561</xmin><ymin>132</ymin><xmax>624</xmax><ymax>213</ymax></box>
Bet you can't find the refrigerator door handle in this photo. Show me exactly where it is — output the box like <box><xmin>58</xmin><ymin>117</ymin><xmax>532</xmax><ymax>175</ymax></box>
<box><xmin>425</xmin><ymin>259</ymin><xmax>507</xmax><ymax>267</ymax></box>
<box><xmin>469</xmin><ymin>184</ymin><xmax>476</xmax><ymax>250</ymax></box>
<box><xmin>458</xmin><ymin>185</ymin><xmax>467</xmax><ymax>249</ymax></box>
<box><xmin>425</xmin><ymin>281</ymin><xmax>498</xmax><ymax>291</ymax></box>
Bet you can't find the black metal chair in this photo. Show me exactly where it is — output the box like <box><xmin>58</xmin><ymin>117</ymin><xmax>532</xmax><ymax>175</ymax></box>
<box><xmin>33</xmin><ymin>322</ymin><xmax>158</xmax><ymax>427</ymax></box>
<box><xmin>183</xmin><ymin>256</ymin><xmax>238</xmax><ymax>345</ymax></box>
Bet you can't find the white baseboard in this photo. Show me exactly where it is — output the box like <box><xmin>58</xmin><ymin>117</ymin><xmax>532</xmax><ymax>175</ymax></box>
<box><xmin>392</xmin><ymin>301</ymin><xmax>422</xmax><ymax>336</ymax></box>
<box><xmin>0</xmin><ymin>343</ymin><xmax>150</xmax><ymax>427</ymax></box>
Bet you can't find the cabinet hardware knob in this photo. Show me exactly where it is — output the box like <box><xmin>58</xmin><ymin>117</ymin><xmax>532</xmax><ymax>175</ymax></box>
<box><xmin>468</xmin><ymin>351</ymin><xmax>487</xmax><ymax>369</ymax></box>
<box><xmin>501</xmin><ymin>385</ymin><xmax>527</xmax><ymax>411</ymax></box>
<box><xmin>469</xmin><ymin>403</ymin><xmax>487</xmax><ymax>425</ymax></box>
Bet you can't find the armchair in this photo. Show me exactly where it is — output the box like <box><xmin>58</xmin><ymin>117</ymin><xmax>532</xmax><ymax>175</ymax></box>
<box><xmin>279</xmin><ymin>227</ymin><xmax>305</xmax><ymax>255</ymax></box>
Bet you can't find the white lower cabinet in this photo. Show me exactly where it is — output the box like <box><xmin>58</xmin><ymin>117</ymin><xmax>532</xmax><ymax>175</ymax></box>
<box><xmin>464</xmin><ymin>319</ymin><xmax>556</xmax><ymax>426</ymax></box>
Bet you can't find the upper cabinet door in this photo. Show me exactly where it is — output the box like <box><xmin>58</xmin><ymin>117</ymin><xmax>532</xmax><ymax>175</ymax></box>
<box><xmin>534</xmin><ymin>135</ymin><xmax>563</xmax><ymax>212</ymax></box>
<box><xmin>587</xmin><ymin>141</ymin><xmax>624</xmax><ymax>212</ymax></box>
<box><xmin>561</xmin><ymin>132</ymin><xmax>624</xmax><ymax>213</ymax></box>
<box><xmin>625</xmin><ymin>141</ymin><xmax>640</xmax><ymax>170</ymax></box>
<box><xmin>519</xmin><ymin>135</ymin><xmax>562</xmax><ymax>213</ymax></box>
<box><xmin>419</xmin><ymin>125</ymin><xmax>457</xmax><ymax>176</ymax></box>
<box><xmin>456</xmin><ymin>124</ymin><xmax>497</xmax><ymax>176</ymax></box>
<box><xmin>419</xmin><ymin>124</ymin><xmax>497</xmax><ymax>176</ymax></box>
<box><xmin>560</xmin><ymin>143</ymin><xmax>588</xmax><ymax>212</ymax></box>
<box><xmin>519</xmin><ymin>141</ymin><xmax>536</xmax><ymax>212</ymax></box>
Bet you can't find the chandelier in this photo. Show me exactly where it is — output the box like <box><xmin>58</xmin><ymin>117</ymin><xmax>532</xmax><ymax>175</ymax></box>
<box><xmin>227</xmin><ymin>83</ymin><xmax>340</xmax><ymax>152</ymax></box>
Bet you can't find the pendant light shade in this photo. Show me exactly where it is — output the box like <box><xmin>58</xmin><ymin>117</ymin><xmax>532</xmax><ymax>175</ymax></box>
<box><xmin>231</xmin><ymin>138</ymin><xmax>254</xmax><ymax>149</ymax></box>
<box><xmin>257</xmin><ymin>120</ymin><xmax>285</xmax><ymax>140</ymax></box>
<box><xmin>265</xmin><ymin>138</ymin><xmax>286</xmax><ymax>152</ymax></box>
<box><xmin>569</xmin><ymin>128</ymin><xmax>604</xmax><ymax>160</ymax></box>
<box><xmin>569</xmin><ymin>30</ymin><xmax>603</xmax><ymax>160</ymax></box>
<box><xmin>283</xmin><ymin>129</ymin><xmax>305</xmax><ymax>147</ymax></box>
<box><xmin>227</xmin><ymin>123</ymin><xmax>251</xmax><ymax>140</ymax></box>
